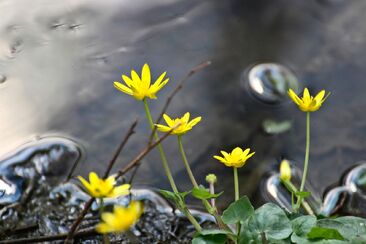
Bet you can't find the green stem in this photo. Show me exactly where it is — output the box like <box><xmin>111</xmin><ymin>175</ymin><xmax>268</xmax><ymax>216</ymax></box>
<box><xmin>99</xmin><ymin>198</ymin><xmax>110</xmax><ymax>244</ymax></box>
<box><xmin>233</xmin><ymin>168</ymin><xmax>239</xmax><ymax>201</ymax></box>
<box><xmin>143</xmin><ymin>99</ymin><xmax>178</xmax><ymax>193</ymax></box>
<box><xmin>177</xmin><ymin>133</ymin><xmax>233</xmax><ymax>237</ymax></box>
<box><xmin>297</xmin><ymin>112</ymin><xmax>310</xmax><ymax>206</ymax></box>
<box><xmin>233</xmin><ymin>167</ymin><xmax>240</xmax><ymax>239</ymax></box>
<box><xmin>99</xmin><ymin>198</ymin><xmax>104</xmax><ymax>217</ymax></box>
<box><xmin>183</xmin><ymin>207</ymin><xmax>202</xmax><ymax>232</ymax></box>
<box><xmin>177</xmin><ymin>135</ymin><xmax>198</xmax><ymax>187</ymax></box>
<box><xmin>142</xmin><ymin>99</ymin><xmax>202</xmax><ymax>232</ymax></box>
<box><xmin>283</xmin><ymin>180</ymin><xmax>314</xmax><ymax>215</ymax></box>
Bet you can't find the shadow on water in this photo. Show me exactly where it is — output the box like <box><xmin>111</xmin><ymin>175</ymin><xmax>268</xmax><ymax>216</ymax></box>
<box><xmin>0</xmin><ymin>0</ymin><xmax>365</xmax><ymax>208</ymax></box>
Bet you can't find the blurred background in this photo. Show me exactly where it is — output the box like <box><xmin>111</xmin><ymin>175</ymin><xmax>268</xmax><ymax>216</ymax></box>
<box><xmin>0</xmin><ymin>0</ymin><xmax>364</xmax><ymax>207</ymax></box>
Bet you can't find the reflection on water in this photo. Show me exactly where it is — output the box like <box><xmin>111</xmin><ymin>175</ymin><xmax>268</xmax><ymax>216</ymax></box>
<box><xmin>0</xmin><ymin>0</ymin><xmax>366</xmax><ymax>206</ymax></box>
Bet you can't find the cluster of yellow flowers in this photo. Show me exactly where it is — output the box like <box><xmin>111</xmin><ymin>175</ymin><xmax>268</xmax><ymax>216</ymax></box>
<box><xmin>78</xmin><ymin>63</ymin><xmax>329</xmax><ymax>236</ymax></box>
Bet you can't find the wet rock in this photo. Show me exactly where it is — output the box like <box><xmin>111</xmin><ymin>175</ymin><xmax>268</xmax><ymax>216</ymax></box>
<box><xmin>244</xmin><ymin>63</ymin><xmax>300</xmax><ymax>104</ymax></box>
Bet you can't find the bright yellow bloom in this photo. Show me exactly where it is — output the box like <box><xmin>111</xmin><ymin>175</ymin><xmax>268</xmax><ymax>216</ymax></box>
<box><xmin>279</xmin><ymin>159</ymin><xmax>291</xmax><ymax>181</ymax></box>
<box><xmin>155</xmin><ymin>112</ymin><xmax>202</xmax><ymax>135</ymax></box>
<box><xmin>288</xmin><ymin>88</ymin><xmax>329</xmax><ymax>112</ymax></box>
<box><xmin>114</xmin><ymin>63</ymin><xmax>169</xmax><ymax>100</ymax></box>
<box><xmin>213</xmin><ymin>147</ymin><xmax>255</xmax><ymax>168</ymax></box>
<box><xmin>96</xmin><ymin>201</ymin><xmax>143</xmax><ymax>234</ymax></box>
<box><xmin>78</xmin><ymin>172</ymin><xmax>130</xmax><ymax>198</ymax></box>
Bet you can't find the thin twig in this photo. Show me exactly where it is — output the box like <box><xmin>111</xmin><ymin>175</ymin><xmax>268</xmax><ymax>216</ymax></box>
<box><xmin>103</xmin><ymin>119</ymin><xmax>138</xmax><ymax>179</ymax></box>
<box><xmin>65</xmin><ymin>121</ymin><xmax>137</xmax><ymax>243</ymax></box>
<box><xmin>0</xmin><ymin>228</ymin><xmax>97</xmax><ymax>244</ymax></box>
<box><xmin>64</xmin><ymin>197</ymin><xmax>95</xmax><ymax>243</ymax></box>
<box><xmin>148</xmin><ymin>60</ymin><xmax>211</xmax><ymax>143</ymax></box>
<box><xmin>65</xmin><ymin>123</ymin><xmax>176</xmax><ymax>243</ymax></box>
<box><xmin>116</xmin><ymin>124</ymin><xmax>178</xmax><ymax>179</ymax></box>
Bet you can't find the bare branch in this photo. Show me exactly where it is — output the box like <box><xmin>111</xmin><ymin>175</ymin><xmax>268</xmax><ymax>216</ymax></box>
<box><xmin>148</xmin><ymin>60</ymin><xmax>211</xmax><ymax>143</ymax></box>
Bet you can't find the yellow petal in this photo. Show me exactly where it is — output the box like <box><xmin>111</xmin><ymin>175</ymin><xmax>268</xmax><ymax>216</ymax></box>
<box><xmin>232</xmin><ymin>147</ymin><xmax>243</xmax><ymax>155</ymax></box>
<box><xmin>156</xmin><ymin>124</ymin><xmax>172</xmax><ymax>133</ymax></box>
<box><xmin>182</xmin><ymin>112</ymin><xmax>190</xmax><ymax>124</ymax></box>
<box><xmin>288</xmin><ymin>89</ymin><xmax>302</xmax><ymax>105</ymax></box>
<box><xmin>163</xmin><ymin>114</ymin><xmax>175</xmax><ymax>127</ymax></box>
<box><xmin>101</xmin><ymin>212</ymin><xmax>117</xmax><ymax>224</ymax></box>
<box><xmin>141</xmin><ymin>63</ymin><xmax>151</xmax><ymax>87</ymax></box>
<box><xmin>242</xmin><ymin>148</ymin><xmax>250</xmax><ymax>157</ymax></box>
<box><xmin>150</xmin><ymin>78</ymin><xmax>169</xmax><ymax>93</ymax></box>
<box><xmin>89</xmin><ymin>172</ymin><xmax>100</xmax><ymax>186</ymax></box>
<box><xmin>314</xmin><ymin>90</ymin><xmax>325</xmax><ymax>103</ymax></box>
<box><xmin>213</xmin><ymin>155</ymin><xmax>227</xmax><ymax>163</ymax></box>
<box><xmin>96</xmin><ymin>223</ymin><xmax>111</xmax><ymax>234</ymax></box>
<box><xmin>114</xmin><ymin>82</ymin><xmax>133</xmax><ymax>95</ymax></box>
<box><xmin>131</xmin><ymin>70</ymin><xmax>141</xmax><ymax>83</ymax></box>
<box><xmin>105</xmin><ymin>176</ymin><xmax>116</xmax><ymax>187</ymax></box>
<box><xmin>111</xmin><ymin>184</ymin><xmax>131</xmax><ymax>197</ymax></box>
<box><xmin>303</xmin><ymin>88</ymin><xmax>310</xmax><ymax>100</ymax></box>
<box><xmin>152</xmin><ymin>71</ymin><xmax>167</xmax><ymax>86</ymax></box>
<box><xmin>77</xmin><ymin>176</ymin><xmax>93</xmax><ymax>193</ymax></box>
<box><xmin>121</xmin><ymin>75</ymin><xmax>134</xmax><ymax>87</ymax></box>
<box><xmin>188</xmin><ymin>117</ymin><xmax>201</xmax><ymax>127</ymax></box>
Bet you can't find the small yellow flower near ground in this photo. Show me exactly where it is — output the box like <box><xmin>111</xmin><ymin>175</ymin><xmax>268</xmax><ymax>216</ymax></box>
<box><xmin>279</xmin><ymin>159</ymin><xmax>291</xmax><ymax>181</ymax></box>
<box><xmin>155</xmin><ymin>112</ymin><xmax>202</xmax><ymax>135</ymax></box>
<box><xmin>96</xmin><ymin>201</ymin><xmax>144</xmax><ymax>234</ymax></box>
<box><xmin>213</xmin><ymin>147</ymin><xmax>255</xmax><ymax>168</ymax></box>
<box><xmin>78</xmin><ymin>172</ymin><xmax>130</xmax><ymax>198</ymax></box>
<box><xmin>114</xmin><ymin>63</ymin><xmax>169</xmax><ymax>100</ymax></box>
<box><xmin>288</xmin><ymin>88</ymin><xmax>329</xmax><ymax>112</ymax></box>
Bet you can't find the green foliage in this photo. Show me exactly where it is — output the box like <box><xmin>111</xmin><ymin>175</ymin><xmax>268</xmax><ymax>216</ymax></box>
<box><xmin>294</xmin><ymin>191</ymin><xmax>311</xmax><ymax>198</ymax></box>
<box><xmin>196</xmin><ymin>197</ymin><xmax>366</xmax><ymax>243</ymax></box>
<box><xmin>191</xmin><ymin>186</ymin><xmax>223</xmax><ymax>200</ymax></box>
<box><xmin>240</xmin><ymin>203</ymin><xmax>293</xmax><ymax>242</ymax></box>
<box><xmin>221</xmin><ymin>196</ymin><xmax>254</xmax><ymax>224</ymax></box>
<box><xmin>159</xmin><ymin>189</ymin><xmax>190</xmax><ymax>209</ymax></box>
<box><xmin>307</xmin><ymin>227</ymin><xmax>345</xmax><ymax>241</ymax></box>
<box><xmin>192</xmin><ymin>229</ymin><xmax>228</xmax><ymax>244</ymax></box>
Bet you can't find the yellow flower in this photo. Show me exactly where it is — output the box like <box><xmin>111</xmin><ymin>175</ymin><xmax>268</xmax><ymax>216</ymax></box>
<box><xmin>288</xmin><ymin>88</ymin><xmax>329</xmax><ymax>112</ymax></box>
<box><xmin>155</xmin><ymin>112</ymin><xmax>202</xmax><ymax>135</ymax></box>
<box><xmin>78</xmin><ymin>172</ymin><xmax>130</xmax><ymax>198</ymax></box>
<box><xmin>96</xmin><ymin>201</ymin><xmax>143</xmax><ymax>234</ymax></box>
<box><xmin>213</xmin><ymin>147</ymin><xmax>255</xmax><ymax>168</ymax></box>
<box><xmin>279</xmin><ymin>159</ymin><xmax>291</xmax><ymax>181</ymax></box>
<box><xmin>114</xmin><ymin>63</ymin><xmax>169</xmax><ymax>100</ymax></box>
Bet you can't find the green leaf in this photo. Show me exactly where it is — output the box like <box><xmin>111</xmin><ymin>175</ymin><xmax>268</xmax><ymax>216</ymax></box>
<box><xmin>159</xmin><ymin>189</ymin><xmax>190</xmax><ymax>209</ymax></box>
<box><xmin>192</xmin><ymin>231</ymin><xmax>227</xmax><ymax>244</ymax></box>
<box><xmin>295</xmin><ymin>191</ymin><xmax>311</xmax><ymax>198</ymax></box>
<box><xmin>191</xmin><ymin>186</ymin><xmax>223</xmax><ymax>200</ymax></box>
<box><xmin>159</xmin><ymin>189</ymin><xmax>179</xmax><ymax>202</ymax></box>
<box><xmin>307</xmin><ymin>226</ymin><xmax>345</xmax><ymax>241</ymax></box>
<box><xmin>335</xmin><ymin>216</ymin><xmax>366</xmax><ymax>240</ymax></box>
<box><xmin>291</xmin><ymin>215</ymin><xmax>316</xmax><ymax>243</ymax></box>
<box><xmin>241</xmin><ymin>203</ymin><xmax>292</xmax><ymax>242</ymax></box>
<box><xmin>198</xmin><ymin>229</ymin><xmax>234</xmax><ymax>236</ymax></box>
<box><xmin>221</xmin><ymin>196</ymin><xmax>254</xmax><ymax>224</ymax></box>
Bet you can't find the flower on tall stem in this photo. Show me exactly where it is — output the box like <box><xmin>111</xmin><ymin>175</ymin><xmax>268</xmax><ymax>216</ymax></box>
<box><xmin>78</xmin><ymin>172</ymin><xmax>130</xmax><ymax>198</ymax></box>
<box><xmin>288</xmin><ymin>88</ymin><xmax>329</xmax><ymax>112</ymax></box>
<box><xmin>213</xmin><ymin>147</ymin><xmax>255</xmax><ymax>168</ymax></box>
<box><xmin>96</xmin><ymin>201</ymin><xmax>144</xmax><ymax>234</ymax></box>
<box><xmin>155</xmin><ymin>112</ymin><xmax>202</xmax><ymax>135</ymax></box>
<box><xmin>288</xmin><ymin>87</ymin><xmax>330</xmax><ymax>212</ymax></box>
<box><xmin>114</xmin><ymin>63</ymin><xmax>169</xmax><ymax>100</ymax></box>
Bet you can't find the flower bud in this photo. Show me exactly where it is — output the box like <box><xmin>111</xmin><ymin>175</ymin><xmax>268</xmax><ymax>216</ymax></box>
<box><xmin>280</xmin><ymin>159</ymin><xmax>291</xmax><ymax>181</ymax></box>
<box><xmin>205</xmin><ymin>174</ymin><xmax>217</xmax><ymax>184</ymax></box>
